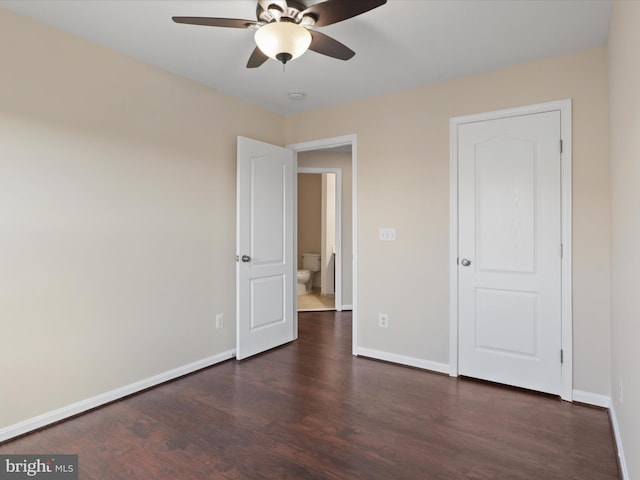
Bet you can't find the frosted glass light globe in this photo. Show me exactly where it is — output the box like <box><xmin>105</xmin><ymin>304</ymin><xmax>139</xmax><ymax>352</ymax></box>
<box><xmin>255</xmin><ymin>22</ymin><xmax>312</xmax><ymax>64</ymax></box>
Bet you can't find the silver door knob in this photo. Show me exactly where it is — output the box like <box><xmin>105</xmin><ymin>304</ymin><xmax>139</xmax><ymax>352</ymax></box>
<box><xmin>460</xmin><ymin>258</ymin><xmax>471</xmax><ymax>267</ymax></box>
<box><xmin>241</xmin><ymin>255</ymin><xmax>251</xmax><ymax>263</ymax></box>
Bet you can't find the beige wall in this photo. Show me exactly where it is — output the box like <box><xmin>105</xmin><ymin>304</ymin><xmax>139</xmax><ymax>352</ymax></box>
<box><xmin>298</xmin><ymin>151</ymin><xmax>354</xmax><ymax>306</ymax></box>
<box><xmin>0</xmin><ymin>8</ymin><xmax>283</xmax><ymax>429</ymax></box>
<box><xmin>609</xmin><ymin>1</ymin><xmax>640</xmax><ymax>477</ymax></box>
<box><xmin>285</xmin><ymin>47</ymin><xmax>611</xmax><ymax>395</ymax></box>
<box><xmin>297</xmin><ymin>173</ymin><xmax>322</xmax><ymax>268</ymax></box>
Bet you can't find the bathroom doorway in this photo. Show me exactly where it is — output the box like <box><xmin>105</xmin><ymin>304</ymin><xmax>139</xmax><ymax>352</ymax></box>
<box><xmin>297</xmin><ymin>170</ymin><xmax>339</xmax><ymax>311</ymax></box>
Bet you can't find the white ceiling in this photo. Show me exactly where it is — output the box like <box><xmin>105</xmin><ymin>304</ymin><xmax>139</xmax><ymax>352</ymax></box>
<box><xmin>0</xmin><ymin>0</ymin><xmax>612</xmax><ymax>115</ymax></box>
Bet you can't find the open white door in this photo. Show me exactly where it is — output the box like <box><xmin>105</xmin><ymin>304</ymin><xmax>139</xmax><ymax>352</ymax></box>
<box><xmin>236</xmin><ymin>136</ymin><xmax>295</xmax><ymax>360</ymax></box>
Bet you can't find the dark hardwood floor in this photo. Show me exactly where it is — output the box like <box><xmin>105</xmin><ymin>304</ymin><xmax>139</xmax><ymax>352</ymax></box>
<box><xmin>1</xmin><ymin>311</ymin><xmax>619</xmax><ymax>479</ymax></box>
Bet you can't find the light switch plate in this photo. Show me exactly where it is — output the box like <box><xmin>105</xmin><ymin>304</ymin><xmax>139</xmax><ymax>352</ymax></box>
<box><xmin>379</xmin><ymin>228</ymin><xmax>396</xmax><ymax>241</ymax></box>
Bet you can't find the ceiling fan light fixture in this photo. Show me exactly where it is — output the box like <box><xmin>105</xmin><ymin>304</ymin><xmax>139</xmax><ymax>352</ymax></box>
<box><xmin>254</xmin><ymin>21</ymin><xmax>312</xmax><ymax>64</ymax></box>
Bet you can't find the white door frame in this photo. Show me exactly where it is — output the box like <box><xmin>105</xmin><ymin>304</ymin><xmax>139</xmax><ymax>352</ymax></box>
<box><xmin>449</xmin><ymin>100</ymin><xmax>573</xmax><ymax>401</ymax></box>
<box><xmin>297</xmin><ymin>167</ymin><xmax>343</xmax><ymax>310</ymax></box>
<box><xmin>287</xmin><ymin>134</ymin><xmax>358</xmax><ymax>355</ymax></box>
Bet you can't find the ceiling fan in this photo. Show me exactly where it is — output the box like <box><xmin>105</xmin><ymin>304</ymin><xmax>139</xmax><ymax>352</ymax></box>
<box><xmin>172</xmin><ymin>0</ymin><xmax>387</xmax><ymax>68</ymax></box>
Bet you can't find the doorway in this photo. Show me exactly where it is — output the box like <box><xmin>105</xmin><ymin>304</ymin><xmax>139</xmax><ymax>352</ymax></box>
<box><xmin>449</xmin><ymin>100</ymin><xmax>573</xmax><ymax>400</ymax></box>
<box><xmin>297</xmin><ymin>169</ymin><xmax>340</xmax><ymax>312</ymax></box>
<box><xmin>236</xmin><ymin>135</ymin><xmax>357</xmax><ymax>358</ymax></box>
<box><xmin>288</xmin><ymin>135</ymin><xmax>357</xmax><ymax>354</ymax></box>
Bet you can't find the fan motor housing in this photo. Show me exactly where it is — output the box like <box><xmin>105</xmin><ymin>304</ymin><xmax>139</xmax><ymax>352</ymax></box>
<box><xmin>256</xmin><ymin>1</ymin><xmax>310</xmax><ymax>24</ymax></box>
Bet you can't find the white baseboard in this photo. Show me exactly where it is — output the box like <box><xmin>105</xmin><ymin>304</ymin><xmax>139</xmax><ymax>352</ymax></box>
<box><xmin>355</xmin><ymin>347</ymin><xmax>449</xmax><ymax>375</ymax></box>
<box><xmin>609</xmin><ymin>404</ymin><xmax>630</xmax><ymax>480</ymax></box>
<box><xmin>572</xmin><ymin>389</ymin><xmax>611</xmax><ymax>408</ymax></box>
<box><xmin>0</xmin><ymin>349</ymin><xmax>235</xmax><ymax>444</ymax></box>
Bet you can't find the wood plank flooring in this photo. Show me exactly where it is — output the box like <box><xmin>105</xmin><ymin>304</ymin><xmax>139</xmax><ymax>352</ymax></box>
<box><xmin>0</xmin><ymin>311</ymin><xmax>620</xmax><ymax>479</ymax></box>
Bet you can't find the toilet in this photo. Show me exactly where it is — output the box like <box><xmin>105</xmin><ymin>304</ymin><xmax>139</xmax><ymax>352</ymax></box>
<box><xmin>297</xmin><ymin>253</ymin><xmax>321</xmax><ymax>295</ymax></box>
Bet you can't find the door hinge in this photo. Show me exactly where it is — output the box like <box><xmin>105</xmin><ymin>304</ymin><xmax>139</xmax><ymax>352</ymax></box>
<box><xmin>560</xmin><ymin>243</ymin><xmax>564</xmax><ymax>258</ymax></box>
<box><xmin>560</xmin><ymin>139</ymin><xmax>563</xmax><ymax>154</ymax></box>
<box><xmin>560</xmin><ymin>349</ymin><xmax>564</xmax><ymax>364</ymax></box>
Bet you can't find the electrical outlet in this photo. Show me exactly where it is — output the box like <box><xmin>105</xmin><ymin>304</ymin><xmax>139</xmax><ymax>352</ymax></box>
<box><xmin>215</xmin><ymin>313</ymin><xmax>224</xmax><ymax>329</ymax></box>
<box><xmin>378</xmin><ymin>313</ymin><xmax>389</xmax><ymax>328</ymax></box>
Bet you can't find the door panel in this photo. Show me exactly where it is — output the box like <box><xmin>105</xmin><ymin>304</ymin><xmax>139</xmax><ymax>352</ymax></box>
<box><xmin>476</xmin><ymin>138</ymin><xmax>536</xmax><ymax>273</ymax></box>
<box><xmin>250</xmin><ymin>275</ymin><xmax>285</xmax><ymax>330</ymax></box>
<box><xmin>237</xmin><ymin>136</ymin><xmax>295</xmax><ymax>360</ymax></box>
<box><xmin>252</xmin><ymin>159</ymin><xmax>286</xmax><ymax>264</ymax></box>
<box><xmin>475</xmin><ymin>288</ymin><xmax>538</xmax><ymax>356</ymax></box>
<box><xmin>458</xmin><ymin>111</ymin><xmax>561</xmax><ymax>395</ymax></box>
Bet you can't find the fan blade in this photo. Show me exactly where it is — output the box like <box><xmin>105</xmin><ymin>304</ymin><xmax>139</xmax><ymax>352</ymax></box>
<box><xmin>172</xmin><ymin>17</ymin><xmax>257</xmax><ymax>29</ymax></box>
<box><xmin>247</xmin><ymin>47</ymin><xmax>269</xmax><ymax>68</ymax></box>
<box><xmin>300</xmin><ymin>0</ymin><xmax>387</xmax><ymax>27</ymax></box>
<box><xmin>309</xmin><ymin>30</ymin><xmax>355</xmax><ymax>61</ymax></box>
